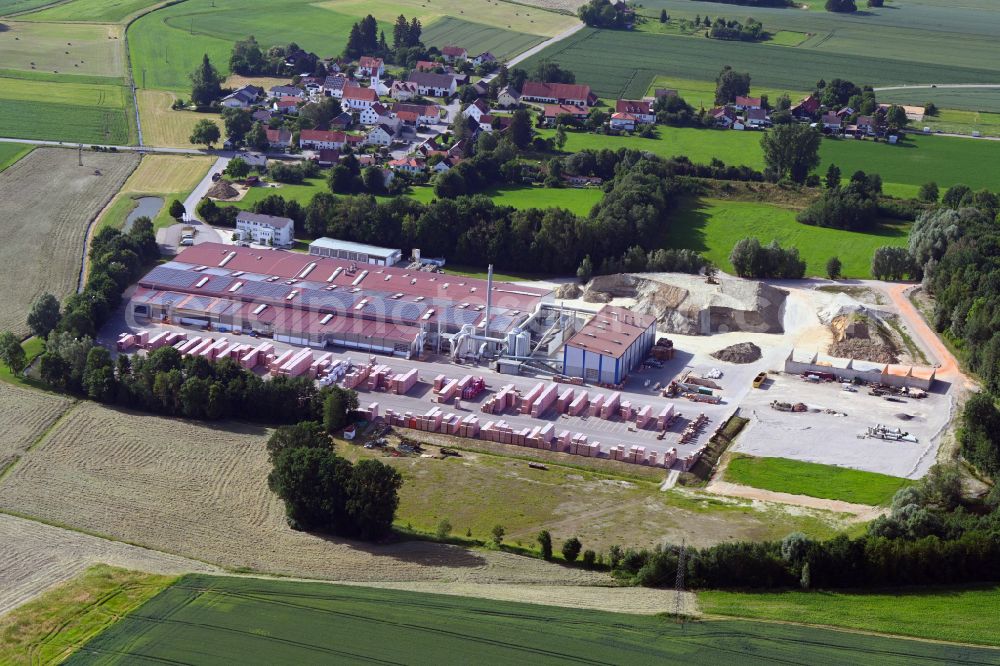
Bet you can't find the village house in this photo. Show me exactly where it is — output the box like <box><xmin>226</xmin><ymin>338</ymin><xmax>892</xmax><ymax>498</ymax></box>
<box><xmin>542</xmin><ymin>103</ymin><xmax>589</xmax><ymax>126</ymax></box>
<box><xmin>316</xmin><ymin>149</ymin><xmax>340</xmax><ymax>166</ymax></box>
<box><xmin>273</xmin><ymin>97</ymin><xmax>301</xmax><ymax>114</ymax></box>
<box><xmin>299</xmin><ymin>129</ymin><xmax>347</xmax><ymax>150</ymax></box>
<box><xmin>471</xmin><ymin>52</ymin><xmax>496</xmax><ymax>67</ymax></box>
<box><xmin>342</xmin><ymin>86</ymin><xmax>379</xmax><ymax>110</ymax></box>
<box><xmin>322</xmin><ymin>74</ymin><xmax>350</xmax><ymax>98</ymax></box>
<box><xmin>415</xmin><ymin>60</ymin><xmax>439</xmax><ymax>72</ymax></box>
<box><xmin>821</xmin><ymin>112</ymin><xmax>843</xmax><ymax>131</ymax></box>
<box><xmin>609</xmin><ymin>112</ymin><xmax>636</xmax><ymax>132</ymax></box>
<box><xmin>734</xmin><ymin>96</ymin><xmax>762</xmax><ymax>111</ymax></box>
<box><xmin>366</xmin><ymin>123</ymin><xmax>395</xmax><ymax>146</ymax></box>
<box><xmin>615</xmin><ymin>99</ymin><xmax>655</xmax><ymax>124</ymax></box>
<box><xmin>744</xmin><ymin>107</ymin><xmax>770</xmax><ymax>129</ymax></box>
<box><xmin>359</xmin><ymin>102</ymin><xmax>391</xmax><ymax>125</ymax></box>
<box><xmin>265</xmin><ymin>128</ymin><xmax>293</xmax><ymax>150</ymax></box>
<box><xmin>252</xmin><ymin>109</ymin><xmax>273</xmax><ymax>124</ymax></box>
<box><xmin>520</xmin><ymin>81</ymin><xmax>596</xmax><ymax>107</ymax></box>
<box><xmin>269</xmin><ymin>85</ymin><xmax>304</xmax><ymax>99</ymax></box>
<box><xmin>791</xmin><ymin>94</ymin><xmax>820</xmax><ymax>119</ymax></box>
<box><xmin>392</xmin><ymin>102</ymin><xmax>440</xmax><ymax>125</ymax></box>
<box><xmin>563</xmin><ymin>174</ymin><xmax>603</xmax><ymax>187</ymax></box>
<box><xmin>390</xmin><ymin>81</ymin><xmax>419</xmax><ymax>101</ymax></box>
<box><xmin>497</xmin><ymin>86</ymin><xmax>521</xmax><ymax>108</ymax></box>
<box><xmin>221</xmin><ymin>85</ymin><xmax>263</xmax><ymax>109</ymax></box>
<box><xmin>441</xmin><ymin>46</ymin><xmax>468</xmax><ymax>62</ymax></box>
<box><xmin>462</xmin><ymin>98</ymin><xmax>490</xmax><ymax>123</ymax></box>
<box><xmin>711</xmin><ymin>106</ymin><xmax>737</xmax><ymax>128</ymax></box>
<box><xmin>388</xmin><ymin>156</ymin><xmax>426</xmax><ymax>174</ymax></box>
<box><xmin>357</xmin><ymin>56</ymin><xmax>385</xmax><ymax>78</ymax></box>
<box><xmin>407</xmin><ymin>71</ymin><xmax>457</xmax><ymax>98</ymax></box>
<box><xmin>234</xmin><ymin>151</ymin><xmax>267</xmax><ymax>169</ymax></box>
<box><xmin>330</xmin><ymin>111</ymin><xmax>353</xmax><ymax>130</ymax></box>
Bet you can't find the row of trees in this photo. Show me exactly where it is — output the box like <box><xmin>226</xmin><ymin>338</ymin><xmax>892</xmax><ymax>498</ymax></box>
<box><xmin>708</xmin><ymin>16</ymin><xmax>765</xmax><ymax>42</ymax></box>
<box><xmin>230</xmin><ymin>37</ymin><xmax>319</xmax><ymax>78</ymax></box>
<box><xmin>729</xmin><ymin>238</ymin><xmax>806</xmax><ymax>279</ymax></box>
<box><xmin>614</xmin><ymin>465</ymin><xmax>1000</xmax><ymax>589</ymax></box>
<box><xmin>266</xmin><ymin>421</ymin><xmax>401</xmax><ymax>539</ymax></box>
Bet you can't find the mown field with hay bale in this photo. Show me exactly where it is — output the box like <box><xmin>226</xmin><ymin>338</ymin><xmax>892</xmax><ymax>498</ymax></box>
<box><xmin>0</xmin><ymin>148</ymin><xmax>138</xmax><ymax>336</ymax></box>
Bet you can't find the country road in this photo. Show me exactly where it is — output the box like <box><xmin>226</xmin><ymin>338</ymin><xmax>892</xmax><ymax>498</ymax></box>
<box><xmin>482</xmin><ymin>21</ymin><xmax>586</xmax><ymax>83</ymax></box>
<box><xmin>874</xmin><ymin>83</ymin><xmax>1000</xmax><ymax>92</ymax></box>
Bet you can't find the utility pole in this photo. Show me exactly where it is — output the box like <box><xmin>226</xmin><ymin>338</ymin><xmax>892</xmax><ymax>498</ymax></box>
<box><xmin>78</xmin><ymin>144</ymin><xmax>83</xmax><ymax>166</ymax></box>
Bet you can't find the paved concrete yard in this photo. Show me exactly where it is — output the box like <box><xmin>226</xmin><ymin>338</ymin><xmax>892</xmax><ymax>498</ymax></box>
<box><xmin>735</xmin><ymin>373</ymin><xmax>952</xmax><ymax>478</ymax></box>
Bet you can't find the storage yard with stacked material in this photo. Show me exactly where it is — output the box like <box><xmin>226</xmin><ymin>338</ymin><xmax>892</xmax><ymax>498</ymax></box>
<box><xmin>113</xmin><ymin>247</ymin><xmax>951</xmax><ymax>476</ymax></box>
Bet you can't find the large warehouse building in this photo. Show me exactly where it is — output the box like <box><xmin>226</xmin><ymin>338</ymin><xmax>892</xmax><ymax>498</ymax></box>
<box><xmin>561</xmin><ymin>305</ymin><xmax>656</xmax><ymax>385</ymax></box>
<box><xmin>308</xmin><ymin>237</ymin><xmax>402</xmax><ymax>266</ymax></box>
<box><xmin>130</xmin><ymin>243</ymin><xmax>550</xmax><ymax>357</ymax></box>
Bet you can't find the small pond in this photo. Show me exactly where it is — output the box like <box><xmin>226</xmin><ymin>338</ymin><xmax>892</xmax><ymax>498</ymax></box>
<box><xmin>123</xmin><ymin>196</ymin><xmax>163</xmax><ymax>232</ymax></box>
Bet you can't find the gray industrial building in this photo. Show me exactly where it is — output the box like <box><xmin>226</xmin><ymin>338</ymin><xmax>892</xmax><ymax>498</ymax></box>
<box><xmin>308</xmin><ymin>238</ymin><xmax>402</xmax><ymax>266</ymax></box>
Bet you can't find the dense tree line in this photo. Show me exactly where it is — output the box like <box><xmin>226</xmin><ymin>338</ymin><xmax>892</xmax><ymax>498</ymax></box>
<box><xmin>266</xmin><ymin>422</ymin><xmax>402</xmax><ymax>539</ymax></box>
<box><xmin>613</xmin><ymin>465</ymin><xmax>1000</xmax><ymax>589</ymax></box>
<box><xmin>577</xmin><ymin>0</ymin><xmax>631</xmax><ymax>28</ymax></box>
<box><xmin>798</xmin><ymin>169</ymin><xmax>882</xmax><ymax>230</ymax></box>
<box><xmin>714</xmin><ymin>66</ymin><xmax>751</xmax><ymax>105</ymax></box>
<box><xmin>344</xmin><ymin>14</ymin><xmax>425</xmax><ymax>65</ymax></box>
<box><xmin>229</xmin><ymin>37</ymin><xmax>319</xmax><ymax>77</ymax></box>
<box><xmin>708</xmin><ymin>16</ymin><xmax>765</xmax><ymax>41</ymax></box>
<box><xmin>729</xmin><ymin>238</ymin><xmax>806</xmax><ymax>278</ymax></box>
<box><xmin>825</xmin><ymin>0</ymin><xmax>856</xmax><ymax>12</ymax></box>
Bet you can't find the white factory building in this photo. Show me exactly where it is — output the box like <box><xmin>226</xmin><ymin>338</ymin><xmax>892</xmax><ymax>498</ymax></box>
<box><xmin>308</xmin><ymin>237</ymin><xmax>402</xmax><ymax>266</ymax></box>
<box><xmin>235</xmin><ymin>211</ymin><xmax>294</xmax><ymax>248</ymax></box>
<box><xmin>561</xmin><ymin>305</ymin><xmax>656</xmax><ymax>385</ymax></box>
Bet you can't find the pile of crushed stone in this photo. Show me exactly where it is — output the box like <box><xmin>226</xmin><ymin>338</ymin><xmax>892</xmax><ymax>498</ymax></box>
<box><xmin>711</xmin><ymin>342</ymin><xmax>762</xmax><ymax>364</ymax></box>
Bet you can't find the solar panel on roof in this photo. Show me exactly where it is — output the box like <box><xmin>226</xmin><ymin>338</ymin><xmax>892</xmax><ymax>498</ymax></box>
<box><xmin>237</xmin><ymin>281</ymin><xmax>293</xmax><ymax>300</ymax></box>
<box><xmin>141</xmin><ymin>266</ymin><xmax>200</xmax><ymax>290</ymax></box>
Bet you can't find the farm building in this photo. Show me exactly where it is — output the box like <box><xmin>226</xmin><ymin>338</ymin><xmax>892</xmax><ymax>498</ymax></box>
<box><xmin>561</xmin><ymin>305</ymin><xmax>656</xmax><ymax>385</ymax></box>
<box><xmin>308</xmin><ymin>238</ymin><xmax>402</xmax><ymax>266</ymax></box>
<box><xmin>520</xmin><ymin>82</ymin><xmax>596</xmax><ymax>107</ymax></box>
<box><xmin>784</xmin><ymin>349</ymin><xmax>936</xmax><ymax>390</ymax></box>
<box><xmin>129</xmin><ymin>244</ymin><xmax>551</xmax><ymax>357</ymax></box>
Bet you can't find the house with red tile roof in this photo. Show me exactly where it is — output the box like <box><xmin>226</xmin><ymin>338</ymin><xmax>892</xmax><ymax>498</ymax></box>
<box><xmin>520</xmin><ymin>81</ymin><xmax>596</xmax><ymax>107</ymax></box>
<box><xmin>342</xmin><ymin>86</ymin><xmax>379</xmax><ymax>110</ymax></box>
<box><xmin>615</xmin><ymin>99</ymin><xmax>655</xmax><ymax>124</ymax></box>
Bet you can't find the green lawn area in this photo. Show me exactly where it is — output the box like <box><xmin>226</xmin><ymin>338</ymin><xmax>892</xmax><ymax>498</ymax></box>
<box><xmin>546</xmin><ymin>127</ymin><xmax>1000</xmax><ymax>196</ymax></box>
<box><xmin>0</xmin><ymin>337</ymin><xmax>44</xmax><ymax>387</ymax></box>
<box><xmin>0</xmin><ymin>77</ymin><xmax>134</xmax><ymax>144</ymax></box>
<box><xmin>409</xmin><ymin>184</ymin><xmax>604</xmax><ymax>215</ymax></box>
<box><xmin>0</xmin><ymin>143</ymin><xmax>31</xmax><ymax>172</ymax></box>
<box><xmin>645</xmin><ymin>75</ymin><xmax>804</xmax><ymax>112</ymax></box>
<box><xmin>67</xmin><ymin>574</ymin><xmax>1000</xmax><ymax>664</ymax></box>
<box><xmin>0</xmin><ymin>565</ymin><xmax>175</xmax><ymax>665</ymax></box>
<box><xmin>700</xmin><ymin>586</ymin><xmax>1000</xmax><ymax>647</ymax></box>
<box><xmin>724</xmin><ymin>454</ymin><xmax>911</xmax><ymax>505</ymax></box>
<box><xmin>664</xmin><ymin>198</ymin><xmax>909</xmax><ymax>279</ymax></box>
<box><xmin>21</xmin><ymin>0</ymin><xmax>165</xmax><ymax>21</ymax></box>
<box><xmin>128</xmin><ymin>0</ymin><xmax>387</xmax><ymax>93</ymax></box>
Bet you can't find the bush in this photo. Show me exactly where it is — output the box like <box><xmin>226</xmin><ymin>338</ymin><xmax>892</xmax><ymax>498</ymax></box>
<box><xmin>582</xmin><ymin>550</ymin><xmax>597</xmax><ymax>568</ymax></box>
<box><xmin>537</xmin><ymin>530</ymin><xmax>553</xmax><ymax>560</ymax></box>
<box><xmin>562</xmin><ymin>537</ymin><xmax>582</xmax><ymax>562</ymax></box>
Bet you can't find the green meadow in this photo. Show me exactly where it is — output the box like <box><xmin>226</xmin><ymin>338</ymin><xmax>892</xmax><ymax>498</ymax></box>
<box><xmin>723</xmin><ymin>454</ymin><xmax>912</xmax><ymax>505</ymax></box>
<box><xmin>700</xmin><ymin>585</ymin><xmax>1000</xmax><ymax>647</ymax></box>
<box><xmin>0</xmin><ymin>143</ymin><xmax>31</xmax><ymax>172</ymax></box>
<box><xmin>21</xmin><ymin>0</ymin><xmax>165</xmax><ymax>22</ymax></box>
<box><xmin>665</xmin><ymin>198</ymin><xmax>909</xmax><ymax>279</ymax></box>
<box><xmin>546</xmin><ymin>127</ymin><xmax>1000</xmax><ymax>195</ymax></box>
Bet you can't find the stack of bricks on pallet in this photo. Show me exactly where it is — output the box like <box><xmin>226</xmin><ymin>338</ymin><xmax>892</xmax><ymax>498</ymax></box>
<box><xmin>530</xmin><ymin>383</ymin><xmax>559</xmax><ymax>417</ymax></box>
<box><xmin>356</xmin><ymin>401</ymin><xmax>380</xmax><ymax>420</ymax></box>
<box><xmin>309</xmin><ymin>352</ymin><xmax>333</xmax><ymax>378</ymax></box>
<box><xmin>387</xmin><ymin>368</ymin><xmax>419</xmax><ymax>395</ymax></box>
<box><xmin>635</xmin><ymin>405</ymin><xmax>653</xmax><ymax>429</ymax></box>
<box><xmin>600</xmin><ymin>392</ymin><xmax>621</xmax><ymax>419</ymax></box>
<box><xmin>437</xmin><ymin>374</ymin><xmax>473</xmax><ymax>403</ymax></box>
<box><xmin>567</xmin><ymin>390</ymin><xmax>588</xmax><ymax>416</ymax></box>
<box><xmin>481</xmin><ymin>384</ymin><xmax>516</xmax><ymax>414</ymax></box>
<box><xmin>432</xmin><ymin>374</ymin><xmax>447</xmax><ymax>391</ymax></box>
<box><xmin>367</xmin><ymin>364</ymin><xmax>393</xmax><ymax>390</ymax></box>
<box><xmin>619</xmin><ymin>400</ymin><xmax>633</xmax><ymax>420</ymax></box>
<box><xmin>276</xmin><ymin>348</ymin><xmax>315</xmax><ymax>377</ymax></box>
<box><xmin>556</xmin><ymin>388</ymin><xmax>574</xmax><ymax>412</ymax></box>
<box><xmin>239</xmin><ymin>341</ymin><xmax>273</xmax><ymax>369</ymax></box>
<box><xmin>342</xmin><ymin>362</ymin><xmax>375</xmax><ymax>389</ymax></box>
<box><xmin>656</xmin><ymin>404</ymin><xmax>676</xmax><ymax>429</ymax></box>
<box><xmin>519</xmin><ymin>382</ymin><xmax>545</xmax><ymax>413</ymax></box>
<box><xmin>589</xmin><ymin>393</ymin><xmax>605</xmax><ymax>417</ymax></box>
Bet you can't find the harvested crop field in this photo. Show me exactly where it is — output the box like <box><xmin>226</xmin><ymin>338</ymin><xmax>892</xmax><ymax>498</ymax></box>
<box><xmin>0</xmin><ymin>148</ymin><xmax>138</xmax><ymax>336</ymax></box>
<box><xmin>0</xmin><ymin>402</ymin><xmax>607</xmax><ymax>585</ymax></box>
<box><xmin>0</xmin><ymin>513</ymin><xmax>217</xmax><ymax>615</ymax></box>
<box><xmin>0</xmin><ymin>383</ymin><xmax>73</xmax><ymax>475</ymax></box>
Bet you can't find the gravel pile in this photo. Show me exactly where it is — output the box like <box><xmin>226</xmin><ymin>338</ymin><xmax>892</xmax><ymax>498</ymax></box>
<box><xmin>711</xmin><ymin>342</ymin><xmax>762</xmax><ymax>364</ymax></box>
